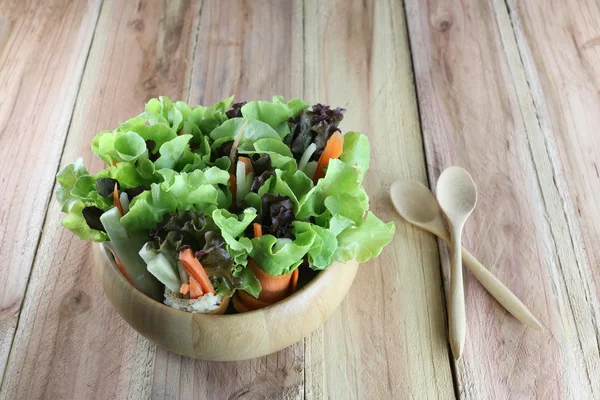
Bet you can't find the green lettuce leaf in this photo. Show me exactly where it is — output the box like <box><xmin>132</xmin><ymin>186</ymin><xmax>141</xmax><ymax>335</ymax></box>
<box><xmin>249</xmin><ymin>222</ymin><xmax>317</xmax><ymax>275</ymax></box>
<box><xmin>210</xmin><ymin>118</ymin><xmax>280</xmax><ymax>150</ymax></box>
<box><xmin>241</xmin><ymin>96</ymin><xmax>308</xmax><ymax>135</ymax></box>
<box><xmin>121</xmin><ymin>168</ymin><xmax>230</xmax><ymax>232</ymax></box>
<box><xmin>189</xmin><ymin>96</ymin><xmax>234</xmax><ymax>134</ymax></box>
<box><xmin>339</xmin><ymin>131</ymin><xmax>370</xmax><ymax>178</ymax></box>
<box><xmin>212</xmin><ymin>208</ymin><xmax>257</xmax><ymax>265</ymax></box>
<box><xmin>294</xmin><ymin>221</ymin><xmax>337</xmax><ymax>270</ymax></box>
<box><xmin>91</xmin><ymin>130</ymin><xmax>148</xmax><ymax>165</ymax></box>
<box><xmin>232</xmin><ymin>266</ymin><xmax>262</xmax><ymax>298</ymax></box>
<box><xmin>335</xmin><ymin>212</ymin><xmax>395</xmax><ymax>263</ymax></box>
<box><xmin>56</xmin><ymin>158</ymin><xmax>90</xmax><ymax>212</ymax></box>
<box><xmin>60</xmin><ymin>200</ymin><xmax>108</xmax><ymax>242</ymax></box>
<box><xmin>154</xmin><ymin>134</ymin><xmax>193</xmax><ymax>170</ymax></box>
<box><xmin>297</xmin><ymin>158</ymin><xmax>368</xmax><ymax>221</ymax></box>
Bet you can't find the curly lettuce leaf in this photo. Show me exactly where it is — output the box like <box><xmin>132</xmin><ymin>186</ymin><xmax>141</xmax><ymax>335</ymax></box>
<box><xmin>241</xmin><ymin>96</ymin><xmax>308</xmax><ymax>136</ymax></box>
<box><xmin>60</xmin><ymin>200</ymin><xmax>108</xmax><ymax>242</ymax></box>
<box><xmin>212</xmin><ymin>208</ymin><xmax>256</xmax><ymax>265</ymax></box>
<box><xmin>91</xmin><ymin>130</ymin><xmax>148</xmax><ymax>165</ymax></box>
<box><xmin>335</xmin><ymin>212</ymin><xmax>395</xmax><ymax>263</ymax></box>
<box><xmin>121</xmin><ymin>168</ymin><xmax>230</xmax><ymax>232</ymax></box>
<box><xmin>188</xmin><ymin>96</ymin><xmax>234</xmax><ymax>135</ymax></box>
<box><xmin>249</xmin><ymin>221</ymin><xmax>317</xmax><ymax>275</ymax></box>
<box><xmin>154</xmin><ymin>134</ymin><xmax>193</xmax><ymax>170</ymax></box>
<box><xmin>294</xmin><ymin>221</ymin><xmax>337</xmax><ymax>270</ymax></box>
<box><xmin>210</xmin><ymin>118</ymin><xmax>280</xmax><ymax>150</ymax></box>
<box><xmin>297</xmin><ymin>158</ymin><xmax>368</xmax><ymax>221</ymax></box>
<box><xmin>232</xmin><ymin>266</ymin><xmax>262</xmax><ymax>298</ymax></box>
<box><xmin>56</xmin><ymin>158</ymin><xmax>90</xmax><ymax>212</ymax></box>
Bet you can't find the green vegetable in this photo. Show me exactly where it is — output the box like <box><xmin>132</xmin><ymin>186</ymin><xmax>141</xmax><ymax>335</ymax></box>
<box><xmin>212</xmin><ymin>208</ymin><xmax>256</xmax><ymax>265</ymax></box>
<box><xmin>249</xmin><ymin>221</ymin><xmax>317</xmax><ymax>275</ymax></box>
<box><xmin>147</xmin><ymin>253</ymin><xmax>181</xmax><ymax>292</ymax></box>
<box><xmin>241</xmin><ymin>96</ymin><xmax>308</xmax><ymax>135</ymax></box>
<box><xmin>92</xmin><ymin>130</ymin><xmax>148</xmax><ymax>165</ymax></box>
<box><xmin>339</xmin><ymin>131</ymin><xmax>370</xmax><ymax>178</ymax></box>
<box><xmin>334</xmin><ymin>212</ymin><xmax>395</xmax><ymax>263</ymax></box>
<box><xmin>56</xmin><ymin>96</ymin><xmax>396</xmax><ymax>304</ymax></box>
<box><xmin>297</xmin><ymin>158</ymin><xmax>368</xmax><ymax>221</ymax></box>
<box><xmin>121</xmin><ymin>168</ymin><xmax>231</xmax><ymax>232</ymax></box>
<box><xmin>100</xmin><ymin>207</ymin><xmax>163</xmax><ymax>299</ymax></box>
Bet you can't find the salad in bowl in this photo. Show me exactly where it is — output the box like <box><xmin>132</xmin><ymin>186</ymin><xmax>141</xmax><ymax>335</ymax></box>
<box><xmin>56</xmin><ymin>96</ymin><xmax>395</xmax><ymax>315</ymax></box>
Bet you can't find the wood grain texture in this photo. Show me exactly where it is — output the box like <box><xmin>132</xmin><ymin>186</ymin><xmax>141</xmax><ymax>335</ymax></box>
<box><xmin>0</xmin><ymin>0</ymin><xmax>102</xmax><ymax>379</ymax></box>
<box><xmin>405</xmin><ymin>0</ymin><xmax>600</xmax><ymax>397</ymax></box>
<box><xmin>303</xmin><ymin>0</ymin><xmax>454</xmax><ymax>398</ymax></box>
<box><xmin>0</xmin><ymin>0</ymin><xmax>201</xmax><ymax>398</ymax></box>
<box><xmin>505</xmin><ymin>1</ymin><xmax>600</xmax><ymax>396</ymax></box>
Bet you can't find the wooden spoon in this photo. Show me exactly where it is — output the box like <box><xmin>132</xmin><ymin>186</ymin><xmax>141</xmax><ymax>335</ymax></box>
<box><xmin>390</xmin><ymin>179</ymin><xmax>543</xmax><ymax>331</ymax></box>
<box><xmin>436</xmin><ymin>167</ymin><xmax>477</xmax><ymax>360</ymax></box>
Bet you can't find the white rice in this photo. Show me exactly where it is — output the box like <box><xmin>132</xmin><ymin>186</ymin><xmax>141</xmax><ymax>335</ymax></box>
<box><xmin>163</xmin><ymin>288</ymin><xmax>223</xmax><ymax>313</ymax></box>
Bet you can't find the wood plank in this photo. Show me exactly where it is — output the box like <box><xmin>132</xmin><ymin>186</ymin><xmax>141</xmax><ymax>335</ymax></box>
<box><xmin>150</xmin><ymin>2</ymin><xmax>306</xmax><ymax>399</ymax></box>
<box><xmin>405</xmin><ymin>0</ymin><xmax>600</xmax><ymax>397</ymax></box>
<box><xmin>0</xmin><ymin>0</ymin><xmax>103</xmax><ymax>380</ymax></box>
<box><xmin>303</xmin><ymin>0</ymin><xmax>455</xmax><ymax>398</ymax></box>
<box><xmin>504</xmin><ymin>0</ymin><xmax>600</xmax><ymax>396</ymax></box>
<box><xmin>0</xmin><ymin>0</ymin><xmax>201</xmax><ymax>398</ymax></box>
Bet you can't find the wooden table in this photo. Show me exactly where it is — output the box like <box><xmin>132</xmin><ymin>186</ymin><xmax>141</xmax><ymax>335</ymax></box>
<box><xmin>1</xmin><ymin>0</ymin><xmax>599</xmax><ymax>398</ymax></box>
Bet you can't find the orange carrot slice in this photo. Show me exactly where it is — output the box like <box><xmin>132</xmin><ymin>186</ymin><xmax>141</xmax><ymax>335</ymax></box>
<box><xmin>289</xmin><ymin>268</ymin><xmax>299</xmax><ymax>294</ymax></box>
<box><xmin>313</xmin><ymin>131</ymin><xmax>344</xmax><ymax>182</ymax></box>
<box><xmin>229</xmin><ymin>172</ymin><xmax>237</xmax><ymax>205</ymax></box>
<box><xmin>189</xmin><ymin>276</ymin><xmax>204</xmax><ymax>299</ymax></box>
<box><xmin>180</xmin><ymin>283</ymin><xmax>190</xmax><ymax>295</ymax></box>
<box><xmin>238</xmin><ymin>290</ymin><xmax>271</xmax><ymax>310</ymax></box>
<box><xmin>247</xmin><ymin>258</ymin><xmax>293</xmax><ymax>304</ymax></box>
<box><xmin>113</xmin><ymin>183</ymin><xmax>124</xmax><ymax>216</ymax></box>
<box><xmin>232</xmin><ymin>293</ymin><xmax>253</xmax><ymax>313</ymax></box>
<box><xmin>238</xmin><ymin>156</ymin><xmax>253</xmax><ymax>174</ymax></box>
<box><xmin>179</xmin><ymin>248</ymin><xmax>216</xmax><ymax>294</ymax></box>
<box><xmin>253</xmin><ymin>223</ymin><xmax>263</xmax><ymax>238</ymax></box>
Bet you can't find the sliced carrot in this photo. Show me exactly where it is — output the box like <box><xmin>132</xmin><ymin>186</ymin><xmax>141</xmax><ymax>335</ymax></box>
<box><xmin>238</xmin><ymin>156</ymin><xmax>253</xmax><ymax>174</ymax></box>
<box><xmin>189</xmin><ymin>276</ymin><xmax>204</xmax><ymax>299</ymax></box>
<box><xmin>229</xmin><ymin>172</ymin><xmax>237</xmax><ymax>205</ymax></box>
<box><xmin>253</xmin><ymin>223</ymin><xmax>263</xmax><ymax>238</ymax></box>
<box><xmin>238</xmin><ymin>290</ymin><xmax>271</xmax><ymax>310</ymax></box>
<box><xmin>179</xmin><ymin>248</ymin><xmax>216</xmax><ymax>294</ymax></box>
<box><xmin>113</xmin><ymin>183</ymin><xmax>124</xmax><ymax>216</ymax></box>
<box><xmin>289</xmin><ymin>268</ymin><xmax>299</xmax><ymax>295</ymax></box>
<box><xmin>114</xmin><ymin>254</ymin><xmax>133</xmax><ymax>285</ymax></box>
<box><xmin>180</xmin><ymin>283</ymin><xmax>190</xmax><ymax>295</ymax></box>
<box><xmin>247</xmin><ymin>258</ymin><xmax>293</xmax><ymax>304</ymax></box>
<box><xmin>313</xmin><ymin>131</ymin><xmax>344</xmax><ymax>182</ymax></box>
<box><xmin>232</xmin><ymin>293</ymin><xmax>253</xmax><ymax>313</ymax></box>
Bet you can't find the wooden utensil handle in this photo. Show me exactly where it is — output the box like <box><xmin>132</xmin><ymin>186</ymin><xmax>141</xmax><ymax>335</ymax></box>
<box><xmin>461</xmin><ymin>249</ymin><xmax>543</xmax><ymax>330</ymax></box>
<box><xmin>449</xmin><ymin>229</ymin><xmax>466</xmax><ymax>360</ymax></box>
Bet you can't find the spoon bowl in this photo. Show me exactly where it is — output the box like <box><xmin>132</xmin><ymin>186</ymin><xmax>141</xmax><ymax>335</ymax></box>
<box><xmin>390</xmin><ymin>180</ymin><xmax>448</xmax><ymax>238</ymax></box>
<box><xmin>436</xmin><ymin>167</ymin><xmax>477</xmax><ymax>222</ymax></box>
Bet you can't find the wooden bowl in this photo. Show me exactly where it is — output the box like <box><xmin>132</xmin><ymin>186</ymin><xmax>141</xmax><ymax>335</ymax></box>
<box><xmin>93</xmin><ymin>244</ymin><xmax>358</xmax><ymax>361</ymax></box>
